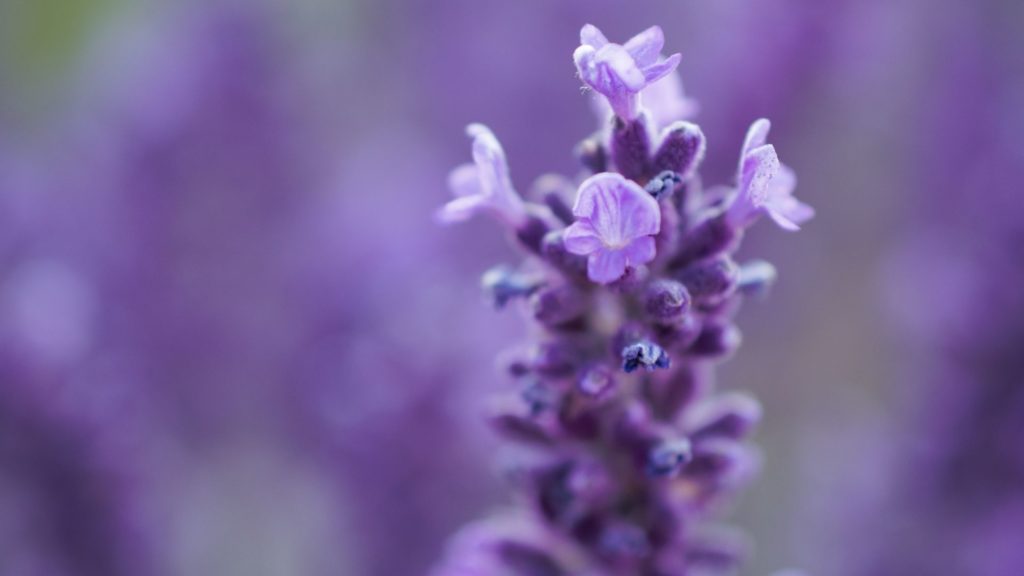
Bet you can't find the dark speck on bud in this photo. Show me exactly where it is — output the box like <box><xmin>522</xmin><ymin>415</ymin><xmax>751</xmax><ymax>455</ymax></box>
<box><xmin>644</xmin><ymin>279</ymin><xmax>691</xmax><ymax>320</ymax></box>
<box><xmin>622</xmin><ymin>341</ymin><xmax>670</xmax><ymax>373</ymax></box>
<box><xmin>737</xmin><ymin>259</ymin><xmax>778</xmax><ymax>298</ymax></box>
<box><xmin>482</xmin><ymin>265</ymin><xmax>544</xmax><ymax>308</ymax></box>
<box><xmin>644</xmin><ymin>170</ymin><xmax>683</xmax><ymax>200</ymax></box>
<box><xmin>646</xmin><ymin>438</ymin><xmax>692</xmax><ymax>477</ymax></box>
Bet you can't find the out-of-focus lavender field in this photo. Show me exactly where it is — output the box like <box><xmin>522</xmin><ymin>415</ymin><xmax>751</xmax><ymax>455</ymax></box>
<box><xmin>0</xmin><ymin>1</ymin><xmax>1021</xmax><ymax>575</ymax></box>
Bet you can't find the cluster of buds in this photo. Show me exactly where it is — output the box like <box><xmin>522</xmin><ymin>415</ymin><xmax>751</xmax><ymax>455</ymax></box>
<box><xmin>434</xmin><ymin>24</ymin><xmax>813</xmax><ymax>576</ymax></box>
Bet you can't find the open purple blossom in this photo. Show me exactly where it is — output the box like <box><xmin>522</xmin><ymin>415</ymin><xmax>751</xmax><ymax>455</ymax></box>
<box><xmin>436</xmin><ymin>24</ymin><xmax>812</xmax><ymax>576</ymax></box>
<box><xmin>563</xmin><ymin>173</ymin><xmax>661</xmax><ymax>284</ymax></box>
<box><xmin>726</xmin><ymin>119</ymin><xmax>815</xmax><ymax>231</ymax></box>
<box><xmin>574</xmin><ymin>24</ymin><xmax>682</xmax><ymax>122</ymax></box>
<box><xmin>438</xmin><ymin>123</ymin><xmax>529</xmax><ymax>228</ymax></box>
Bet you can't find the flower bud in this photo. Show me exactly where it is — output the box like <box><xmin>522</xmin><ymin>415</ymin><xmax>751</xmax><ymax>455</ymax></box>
<box><xmin>481</xmin><ymin>265</ymin><xmax>544</xmax><ymax>308</ymax></box>
<box><xmin>609</xmin><ymin>116</ymin><xmax>652</xmax><ymax>181</ymax></box>
<box><xmin>575</xmin><ymin>137</ymin><xmax>608</xmax><ymax>173</ymax></box>
<box><xmin>533</xmin><ymin>174</ymin><xmax>576</xmax><ymax>225</ymax></box>
<box><xmin>652</xmin><ymin>121</ymin><xmax>705</xmax><ymax>178</ymax></box>
<box><xmin>643</xmin><ymin>362</ymin><xmax>708</xmax><ymax>420</ymax></box>
<box><xmin>644</xmin><ymin>279</ymin><xmax>691</xmax><ymax>321</ymax></box>
<box><xmin>515</xmin><ymin>211</ymin><xmax>554</xmax><ymax>254</ymax></box>
<box><xmin>675</xmin><ymin>256</ymin><xmax>739</xmax><ymax>302</ymax></box>
<box><xmin>685</xmin><ymin>392</ymin><xmax>762</xmax><ymax>440</ymax></box>
<box><xmin>683</xmin><ymin>438</ymin><xmax>747</xmax><ymax>482</ymax></box>
<box><xmin>687</xmin><ymin>324</ymin><xmax>742</xmax><ymax>358</ymax></box>
<box><xmin>671</xmin><ymin>212</ymin><xmax>741</xmax><ymax>266</ymax></box>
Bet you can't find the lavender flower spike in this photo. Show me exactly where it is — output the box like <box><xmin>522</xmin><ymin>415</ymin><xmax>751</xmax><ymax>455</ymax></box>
<box><xmin>438</xmin><ymin>123</ymin><xmax>529</xmax><ymax>228</ymax></box>
<box><xmin>436</xmin><ymin>24</ymin><xmax>812</xmax><ymax>576</ymax></box>
<box><xmin>563</xmin><ymin>173</ymin><xmax>661</xmax><ymax>284</ymax></box>
<box><xmin>574</xmin><ymin>24</ymin><xmax>682</xmax><ymax>122</ymax></box>
<box><xmin>726</xmin><ymin>119</ymin><xmax>815</xmax><ymax>231</ymax></box>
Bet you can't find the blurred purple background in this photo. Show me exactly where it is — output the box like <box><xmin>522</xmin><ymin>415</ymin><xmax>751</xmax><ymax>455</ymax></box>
<box><xmin>0</xmin><ymin>1</ymin><xmax>1021</xmax><ymax>575</ymax></box>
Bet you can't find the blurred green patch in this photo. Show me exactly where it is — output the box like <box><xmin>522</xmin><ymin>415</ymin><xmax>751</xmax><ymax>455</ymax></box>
<box><xmin>0</xmin><ymin>0</ymin><xmax>123</xmax><ymax>123</ymax></box>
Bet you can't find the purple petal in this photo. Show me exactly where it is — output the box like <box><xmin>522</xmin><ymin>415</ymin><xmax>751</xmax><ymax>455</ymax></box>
<box><xmin>623</xmin><ymin>25</ymin><xmax>665</xmax><ymax>68</ymax></box>
<box><xmin>573</xmin><ymin>45</ymin><xmax>597</xmax><ymax>75</ymax></box>
<box><xmin>772</xmin><ymin>163</ymin><xmax>797</xmax><ymax>197</ymax></box>
<box><xmin>468</xmin><ymin>124</ymin><xmax>510</xmax><ymax>191</ymax></box>
<box><xmin>580</xmin><ymin>24</ymin><xmax>608</xmax><ymax>48</ymax></box>
<box><xmin>466</xmin><ymin>123</ymin><xmax>527</xmax><ymax>223</ymax></box>
<box><xmin>436</xmin><ymin>194</ymin><xmax>488</xmax><ymax>224</ymax></box>
<box><xmin>766</xmin><ymin>196</ymin><xmax>815</xmax><ymax>231</ymax></box>
<box><xmin>595</xmin><ymin>45</ymin><xmax>646</xmax><ymax>91</ymax></box>
<box><xmin>587</xmin><ymin>248</ymin><xmax>628</xmax><ymax>284</ymax></box>
<box><xmin>641</xmin><ymin>53</ymin><xmax>681</xmax><ymax>84</ymax></box>
<box><xmin>572</xmin><ymin>173</ymin><xmax>660</xmax><ymax>246</ymax></box>
<box><xmin>762</xmin><ymin>159</ymin><xmax>813</xmax><ymax>230</ymax></box>
<box><xmin>448</xmin><ymin>163</ymin><xmax>481</xmax><ymax>198</ymax></box>
<box><xmin>616</xmin><ymin>181</ymin><xmax>661</xmax><ymax>238</ymax></box>
<box><xmin>563</xmin><ymin>219</ymin><xmax>604</xmax><ymax>255</ymax></box>
<box><xmin>741</xmin><ymin>118</ymin><xmax>772</xmax><ymax>159</ymax></box>
<box><xmin>572</xmin><ymin>173</ymin><xmax>619</xmax><ymax>219</ymax></box>
<box><xmin>622</xmin><ymin>236</ymin><xmax>656</xmax><ymax>266</ymax></box>
<box><xmin>740</xmin><ymin>145</ymin><xmax>780</xmax><ymax>208</ymax></box>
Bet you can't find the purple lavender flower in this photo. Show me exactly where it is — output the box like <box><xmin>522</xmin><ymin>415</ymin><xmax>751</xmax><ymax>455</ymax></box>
<box><xmin>726</xmin><ymin>119</ymin><xmax>815</xmax><ymax>231</ymax></box>
<box><xmin>563</xmin><ymin>173</ymin><xmax>661</xmax><ymax>284</ymax></box>
<box><xmin>435</xmin><ymin>23</ymin><xmax>814</xmax><ymax>576</ymax></box>
<box><xmin>438</xmin><ymin>123</ymin><xmax>529</xmax><ymax>228</ymax></box>
<box><xmin>574</xmin><ymin>25</ymin><xmax>682</xmax><ymax>122</ymax></box>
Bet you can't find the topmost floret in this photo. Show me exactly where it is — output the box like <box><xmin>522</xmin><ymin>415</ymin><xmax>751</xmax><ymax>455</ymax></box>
<box><xmin>574</xmin><ymin>24</ymin><xmax>681</xmax><ymax>122</ymax></box>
